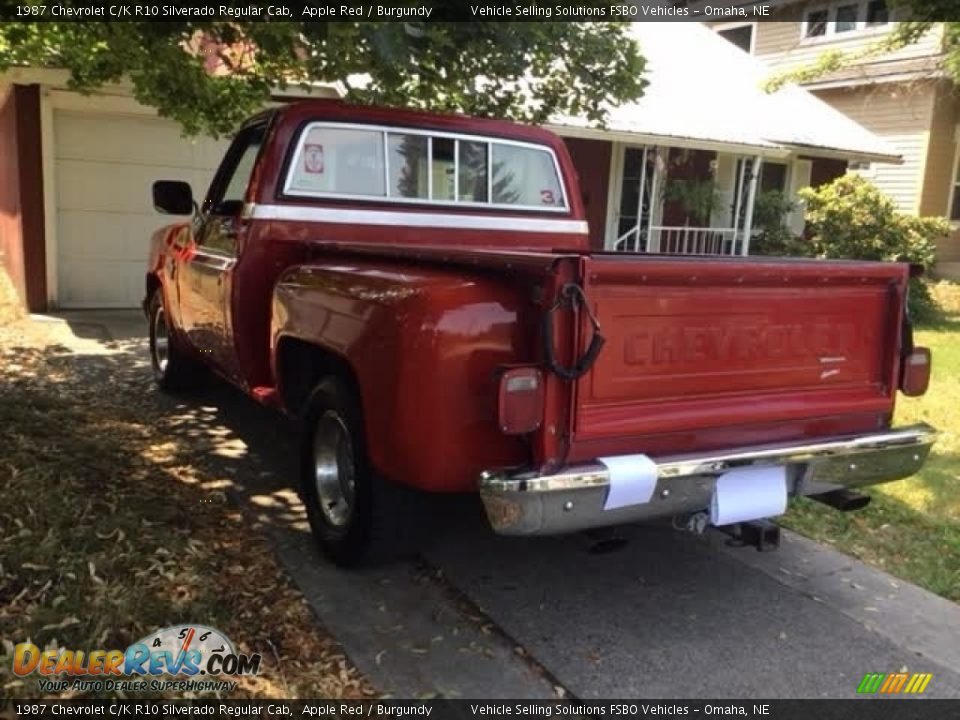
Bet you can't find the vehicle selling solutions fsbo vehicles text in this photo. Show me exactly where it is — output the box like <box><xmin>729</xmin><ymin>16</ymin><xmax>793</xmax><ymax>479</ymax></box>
<box><xmin>469</xmin><ymin>4</ymin><xmax>675</xmax><ymax>18</ymax></box>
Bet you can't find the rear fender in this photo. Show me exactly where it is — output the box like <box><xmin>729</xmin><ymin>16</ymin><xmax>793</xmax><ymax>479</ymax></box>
<box><xmin>271</xmin><ymin>260</ymin><xmax>534</xmax><ymax>492</ymax></box>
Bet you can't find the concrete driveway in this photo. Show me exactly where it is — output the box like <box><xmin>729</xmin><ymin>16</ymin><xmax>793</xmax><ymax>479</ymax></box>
<box><xmin>43</xmin><ymin>310</ymin><xmax>960</xmax><ymax>699</ymax></box>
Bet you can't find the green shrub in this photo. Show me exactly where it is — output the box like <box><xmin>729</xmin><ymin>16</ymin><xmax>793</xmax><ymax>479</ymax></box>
<box><xmin>797</xmin><ymin>175</ymin><xmax>949</xmax><ymax>323</ymax></box>
<box><xmin>748</xmin><ymin>190</ymin><xmax>810</xmax><ymax>257</ymax></box>
<box><xmin>798</xmin><ymin>174</ymin><xmax>943</xmax><ymax>268</ymax></box>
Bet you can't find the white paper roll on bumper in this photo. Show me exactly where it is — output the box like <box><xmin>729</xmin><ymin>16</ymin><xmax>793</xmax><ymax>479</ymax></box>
<box><xmin>600</xmin><ymin>454</ymin><xmax>658</xmax><ymax>510</ymax></box>
<box><xmin>710</xmin><ymin>465</ymin><xmax>788</xmax><ymax>525</ymax></box>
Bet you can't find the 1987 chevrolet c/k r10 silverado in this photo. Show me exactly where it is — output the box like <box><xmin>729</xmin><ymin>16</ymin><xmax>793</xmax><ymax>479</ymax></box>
<box><xmin>146</xmin><ymin>100</ymin><xmax>937</xmax><ymax>566</ymax></box>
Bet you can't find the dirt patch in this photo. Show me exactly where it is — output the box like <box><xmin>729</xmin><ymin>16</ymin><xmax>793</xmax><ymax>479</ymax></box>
<box><xmin>0</xmin><ymin>316</ymin><xmax>375</xmax><ymax>699</ymax></box>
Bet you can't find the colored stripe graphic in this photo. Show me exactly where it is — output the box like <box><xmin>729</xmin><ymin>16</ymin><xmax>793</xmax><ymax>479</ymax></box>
<box><xmin>907</xmin><ymin>673</ymin><xmax>933</xmax><ymax>694</ymax></box>
<box><xmin>881</xmin><ymin>673</ymin><xmax>909</xmax><ymax>693</ymax></box>
<box><xmin>857</xmin><ymin>672</ymin><xmax>932</xmax><ymax>694</ymax></box>
<box><xmin>857</xmin><ymin>673</ymin><xmax>885</xmax><ymax>693</ymax></box>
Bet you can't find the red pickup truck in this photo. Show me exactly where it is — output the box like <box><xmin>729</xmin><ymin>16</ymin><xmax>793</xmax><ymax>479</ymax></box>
<box><xmin>146</xmin><ymin>100</ymin><xmax>936</xmax><ymax>567</ymax></box>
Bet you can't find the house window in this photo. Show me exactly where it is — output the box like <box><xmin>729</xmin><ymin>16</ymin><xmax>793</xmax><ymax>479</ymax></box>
<box><xmin>950</xmin><ymin>147</ymin><xmax>960</xmax><ymax>221</ymax></box>
<box><xmin>866</xmin><ymin>0</ymin><xmax>889</xmax><ymax>26</ymax></box>
<box><xmin>804</xmin><ymin>9</ymin><xmax>829</xmax><ymax>37</ymax></box>
<box><xmin>759</xmin><ymin>162</ymin><xmax>789</xmax><ymax>194</ymax></box>
<box><xmin>718</xmin><ymin>24</ymin><xmax>754</xmax><ymax>53</ymax></box>
<box><xmin>835</xmin><ymin>4</ymin><xmax>859</xmax><ymax>32</ymax></box>
<box><xmin>802</xmin><ymin>1</ymin><xmax>891</xmax><ymax>40</ymax></box>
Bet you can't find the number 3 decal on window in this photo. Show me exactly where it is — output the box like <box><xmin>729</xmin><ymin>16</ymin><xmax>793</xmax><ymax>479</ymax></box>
<box><xmin>540</xmin><ymin>189</ymin><xmax>556</xmax><ymax>205</ymax></box>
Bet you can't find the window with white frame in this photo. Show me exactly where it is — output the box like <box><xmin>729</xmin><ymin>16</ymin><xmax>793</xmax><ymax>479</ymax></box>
<box><xmin>802</xmin><ymin>0</ymin><xmax>891</xmax><ymax>39</ymax></box>
<box><xmin>866</xmin><ymin>0</ymin><xmax>890</xmax><ymax>26</ymax></box>
<box><xmin>804</xmin><ymin>8</ymin><xmax>829</xmax><ymax>37</ymax></box>
<box><xmin>950</xmin><ymin>144</ymin><xmax>960</xmax><ymax>221</ymax></box>
<box><xmin>285</xmin><ymin>123</ymin><xmax>568</xmax><ymax>211</ymax></box>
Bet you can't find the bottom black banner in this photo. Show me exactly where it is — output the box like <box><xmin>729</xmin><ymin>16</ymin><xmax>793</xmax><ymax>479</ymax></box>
<box><xmin>2</xmin><ymin>699</ymin><xmax>957</xmax><ymax>720</ymax></box>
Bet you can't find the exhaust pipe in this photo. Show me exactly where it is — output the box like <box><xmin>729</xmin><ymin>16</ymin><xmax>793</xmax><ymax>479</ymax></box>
<box><xmin>811</xmin><ymin>489</ymin><xmax>871</xmax><ymax>512</ymax></box>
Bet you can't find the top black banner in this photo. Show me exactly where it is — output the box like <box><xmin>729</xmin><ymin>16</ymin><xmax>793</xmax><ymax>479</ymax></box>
<box><xmin>3</xmin><ymin>0</ymin><xmax>944</xmax><ymax>23</ymax></box>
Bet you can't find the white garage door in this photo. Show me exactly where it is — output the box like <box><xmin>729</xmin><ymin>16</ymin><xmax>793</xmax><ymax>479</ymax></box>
<box><xmin>54</xmin><ymin>110</ymin><xmax>229</xmax><ymax>308</ymax></box>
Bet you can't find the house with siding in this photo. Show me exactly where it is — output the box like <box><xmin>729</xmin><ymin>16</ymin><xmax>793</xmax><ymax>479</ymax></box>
<box><xmin>705</xmin><ymin>2</ymin><xmax>960</xmax><ymax>279</ymax></box>
<box><xmin>0</xmin><ymin>21</ymin><xmax>900</xmax><ymax>310</ymax></box>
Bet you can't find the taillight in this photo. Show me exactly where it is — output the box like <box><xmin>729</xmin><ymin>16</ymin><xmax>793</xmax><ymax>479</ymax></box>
<box><xmin>901</xmin><ymin>347</ymin><xmax>931</xmax><ymax>397</ymax></box>
<box><xmin>497</xmin><ymin>367</ymin><xmax>545</xmax><ymax>434</ymax></box>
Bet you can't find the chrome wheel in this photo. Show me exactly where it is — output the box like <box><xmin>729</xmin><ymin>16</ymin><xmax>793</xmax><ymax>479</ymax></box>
<box><xmin>312</xmin><ymin>410</ymin><xmax>356</xmax><ymax>528</ymax></box>
<box><xmin>152</xmin><ymin>304</ymin><xmax>170</xmax><ymax>375</ymax></box>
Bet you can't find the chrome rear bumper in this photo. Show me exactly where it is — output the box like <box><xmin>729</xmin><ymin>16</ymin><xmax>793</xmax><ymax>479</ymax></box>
<box><xmin>479</xmin><ymin>424</ymin><xmax>937</xmax><ymax>536</ymax></box>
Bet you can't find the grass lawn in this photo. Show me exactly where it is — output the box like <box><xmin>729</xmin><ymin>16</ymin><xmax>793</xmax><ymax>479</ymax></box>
<box><xmin>782</xmin><ymin>284</ymin><xmax>960</xmax><ymax>602</ymax></box>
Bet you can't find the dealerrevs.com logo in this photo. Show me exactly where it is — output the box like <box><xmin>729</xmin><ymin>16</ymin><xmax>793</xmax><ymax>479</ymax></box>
<box><xmin>12</xmin><ymin>625</ymin><xmax>261</xmax><ymax>693</ymax></box>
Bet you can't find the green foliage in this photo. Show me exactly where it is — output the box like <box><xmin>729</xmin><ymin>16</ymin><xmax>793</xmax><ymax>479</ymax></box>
<box><xmin>0</xmin><ymin>20</ymin><xmax>647</xmax><ymax>137</ymax></box>
<box><xmin>748</xmin><ymin>190</ymin><xmax>806</xmax><ymax>256</ymax></box>
<box><xmin>663</xmin><ymin>179</ymin><xmax>719</xmax><ymax>225</ymax></box>
<box><xmin>799</xmin><ymin>175</ymin><xmax>943</xmax><ymax>266</ymax></box>
<box><xmin>752</xmin><ymin>189</ymin><xmax>795</xmax><ymax>229</ymax></box>
<box><xmin>763</xmin><ymin>15</ymin><xmax>955</xmax><ymax>92</ymax></box>
<box><xmin>799</xmin><ymin>174</ymin><xmax>948</xmax><ymax>322</ymax></box>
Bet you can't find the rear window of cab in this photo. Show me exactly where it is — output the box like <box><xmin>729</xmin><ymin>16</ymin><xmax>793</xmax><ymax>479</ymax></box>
<box><xmin>283</xmin><ymin>122</ymin><xmax>569</xmax><ymax>212</ymax></box>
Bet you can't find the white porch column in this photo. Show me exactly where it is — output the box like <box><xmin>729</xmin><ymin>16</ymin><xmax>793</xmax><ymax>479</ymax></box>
<box><xmin>647</xmin><ymin>147</ymin><xmax>666</xmax><ymax>253</ymax></box>
<box><xmin>741</xmin><ymin>156</ymin><xmax>762</xmax><ymax>255</ymax></box>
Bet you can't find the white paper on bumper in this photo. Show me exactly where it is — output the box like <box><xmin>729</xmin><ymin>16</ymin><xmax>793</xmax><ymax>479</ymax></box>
<box><xmin>710</xmin><ymin>465</ymin><xmax>788</xmax><ymax>526</ymax></box>
<box><xmin>600</xmin><ymin>454</ymin><xmax>658</xmax><ymax>510</ymax></box>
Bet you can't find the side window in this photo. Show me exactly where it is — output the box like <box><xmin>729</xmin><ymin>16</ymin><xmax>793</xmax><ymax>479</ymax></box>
<box><xmin>206</xmin><ymin>126</ymin><xmax>265</xmax><ymax>215</ymax></box>
<box><xmin>492</xmin><ymin>144</ymin><xmax>564</xmax><ymax>207</ymax></box>
<box><xmin>387</xmin><ymin>133</ymin><xmax>429</xmax><ymax>199</ymax></box>
<box><xmin>458</xmin><ymin>140</ymin><xmax>489</xmax><ymax>203</ymax></box>
<box><xmin>287</xmin><ymin>127</ymin><xmax>384</xmax><ymax>196</ymax></box>
<box><xmin>431</xmin><ymin>137</ymin><xmax>456</xmax><ymax>201</ymax></box>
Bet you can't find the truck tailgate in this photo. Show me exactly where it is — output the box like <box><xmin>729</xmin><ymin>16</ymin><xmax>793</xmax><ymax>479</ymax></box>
<box><xmin>570</xmin><ymin>255</ymin><xmax>907</xmax><ymax>456</ymax></box>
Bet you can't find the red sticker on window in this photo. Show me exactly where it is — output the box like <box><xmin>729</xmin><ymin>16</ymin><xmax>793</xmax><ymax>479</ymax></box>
<box><xmin>540</xmin><ymin>189</ymin><xmax>556</xmax><ymax>205</ymax></box>
<box><xmin>303</xmin><ymin>144</ymin><xmax>324</xmax><ymax>174</ymax></box>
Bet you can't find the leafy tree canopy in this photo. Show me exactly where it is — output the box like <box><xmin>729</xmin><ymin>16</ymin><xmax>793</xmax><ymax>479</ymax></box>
<box><xmin>0</xmin><ymin>18</ymin><xmax>647</xmax><ymax>137</ymax></box>
<box><xmin>764</xmin><ymin>2</ymin><xmax>960</xmax><ymax>91</ymax></box>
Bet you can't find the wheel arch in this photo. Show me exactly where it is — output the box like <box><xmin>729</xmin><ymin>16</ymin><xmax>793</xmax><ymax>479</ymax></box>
<box><xmin>145</xmin><ymin>272</ymin><xmax>161</xmax><ymax>311</ymax></box>
<box><xmin>275</xmin><ymin>335</ymin><xmax>364</xmax><ymax>420</ymax></box>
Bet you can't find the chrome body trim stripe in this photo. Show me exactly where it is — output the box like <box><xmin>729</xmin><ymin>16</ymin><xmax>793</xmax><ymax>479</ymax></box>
<box><xmin>249</xmin><ymin>203</ymin><xmax>589</xmax><ymax>234</ymax></box>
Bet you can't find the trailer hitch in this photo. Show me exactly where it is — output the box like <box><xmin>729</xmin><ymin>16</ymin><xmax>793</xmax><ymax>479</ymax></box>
<box><xmin>542</xmin><ymin>283</ymin><xmax>606</xmax><ymax>381</ymax></box>
<box><xmin>718</xmin><ymin>519</ymin><xmax>781</xmax><ymax>552</ymax></box>
<box><xmin>678</xmin><ymin>512</ymin><xmax>781</xmax><ymax>552</ymax></box>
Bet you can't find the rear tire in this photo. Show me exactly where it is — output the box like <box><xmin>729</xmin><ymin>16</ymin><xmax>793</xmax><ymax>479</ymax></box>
<box><xmin>147</xmin><ymin>288</ymin><xmax>205</xmax><ymax>393</ymax></box>
<box><xmin>300</xmin><ymin>376</ymin><xmax>423</xmax><ymax>567</ymax></box>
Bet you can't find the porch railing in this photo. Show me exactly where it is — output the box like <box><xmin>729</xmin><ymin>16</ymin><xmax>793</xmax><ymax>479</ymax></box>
<box><xmin>650</xmin><ymin>226</ymin><xmax>742</xmax><ymax>255</ymax></box>
<box><xmin>613</xmin><ymin>225</ymin><xmax>744</xmax><ymax>256</ymax></box>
